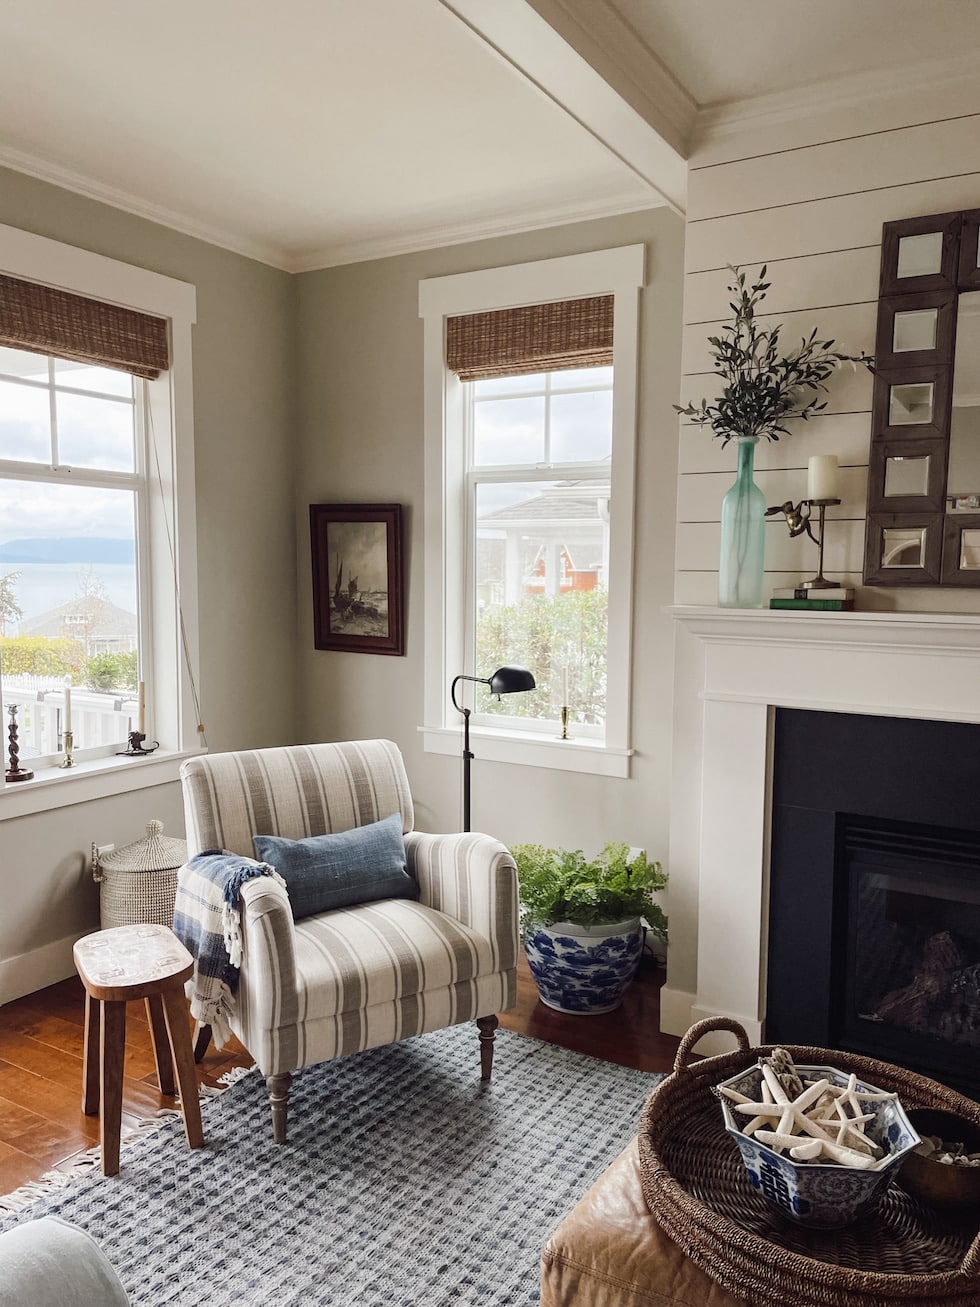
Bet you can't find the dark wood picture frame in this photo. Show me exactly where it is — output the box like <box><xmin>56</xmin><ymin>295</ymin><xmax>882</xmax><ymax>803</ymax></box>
<box><xmin>310</xmin><ymin>503</ymin><xmax>404</xmax><ymax>655</ymax></box>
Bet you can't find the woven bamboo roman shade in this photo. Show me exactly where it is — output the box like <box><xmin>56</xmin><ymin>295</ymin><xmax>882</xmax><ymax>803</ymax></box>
<box><xmin>446</xmin><ymin>294</ymin><xmax>613</xmax><ymax>381</ymax></box>
<box><xmin>0</xmin><ymin>273</ymin><xmax>170</xmax><ymax>379</ymax></box>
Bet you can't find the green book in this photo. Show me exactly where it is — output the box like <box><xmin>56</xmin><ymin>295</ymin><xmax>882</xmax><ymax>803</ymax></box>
<box><xmin>769</xmin><ymin>597</ymin><xmax>854</xmax><ymax>611</ymax></box>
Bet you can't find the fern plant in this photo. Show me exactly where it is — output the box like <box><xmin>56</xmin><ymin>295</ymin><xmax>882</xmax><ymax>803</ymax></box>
<box><xmin>675</xmin><ymin>265</ymin><xmax>872</xmax><ymax>446</ymax></box>
<box><xmin>511</xmin><ymin>841</ymin><xmax>667</xmax><ymax>936</ymax></box>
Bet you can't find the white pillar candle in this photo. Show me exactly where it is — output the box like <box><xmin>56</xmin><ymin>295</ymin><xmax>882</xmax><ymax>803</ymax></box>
<box><xmin>562</xmin><ymin>666</ymin><xmax>569</xmax><ymax>705</ymax></box>
<box><xmin>138</xmin><ymin>681</ymin><xmax>145</xmax><ymax>736</ymax></box>
<box><xmin>63</xmin><ymin>676</ymin><xmax>72</xmax><ymax>735</ymax></box>
<box><xmin>807</xmin><ymin>455</ymin><xmax>839</xmax><ymax>502</ymax></box>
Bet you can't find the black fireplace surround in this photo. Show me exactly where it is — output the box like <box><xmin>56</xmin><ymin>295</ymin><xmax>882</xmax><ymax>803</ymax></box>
<box><xmin>766</xmin><ymin>709</ymin><xmax>980</xmax><ymax>1100</ymax></box>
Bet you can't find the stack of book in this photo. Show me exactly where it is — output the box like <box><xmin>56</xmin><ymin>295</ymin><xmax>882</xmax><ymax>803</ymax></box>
<box><xmin>770</xmin><ymin>586</ymin><xmax>854</xmax><ymax>611</ymax></box>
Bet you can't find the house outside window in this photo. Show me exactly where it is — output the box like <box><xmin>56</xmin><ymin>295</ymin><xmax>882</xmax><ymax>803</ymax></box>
<box><xmin>0</xmin><ymin>223</ymin><xmax>199</xmax><ymax>789</ymax></box>
<box><xmin>419</xmin><ymin>245</ymin><xmax>644</xmax><ymax>778</ymax></box>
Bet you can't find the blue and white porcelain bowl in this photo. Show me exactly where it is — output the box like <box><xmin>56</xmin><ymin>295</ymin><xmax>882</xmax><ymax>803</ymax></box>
<box><xmin>717</xmin><ymin>1062</ymin><xmax>920</xmax><ymax>1229</ymax></box>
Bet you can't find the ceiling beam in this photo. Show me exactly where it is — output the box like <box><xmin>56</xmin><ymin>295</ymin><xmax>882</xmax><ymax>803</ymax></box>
<box><xmin>439</xmin><ymin>0</ymin><xmax>688</xmax><ymax>217</ymax></box>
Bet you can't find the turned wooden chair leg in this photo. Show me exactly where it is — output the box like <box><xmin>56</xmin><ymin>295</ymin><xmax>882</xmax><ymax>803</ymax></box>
<box><xmin>193</xmin><ymin>1022</ymin><xmax>212</xmax><ymax>1063</ymax></box>
<box><xmin>267</xmin><ymin>1072</ymin><xmax>292</xmax><ymax>1144</ymax></box>
<box><xmin>477</xmin><ymin>1014</ymin><xmax>498</xmax><ymax>1081</ymax></box>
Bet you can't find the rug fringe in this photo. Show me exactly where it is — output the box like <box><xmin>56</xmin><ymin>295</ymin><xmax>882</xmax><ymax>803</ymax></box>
<box><xmin>0</xmin><ymin>1076</ymin><xmax>249</xmax><ymax>1213</ymax></box>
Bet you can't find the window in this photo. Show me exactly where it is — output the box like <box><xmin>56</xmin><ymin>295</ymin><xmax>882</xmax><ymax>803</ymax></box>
<box><xmin>0</xmin><ymin>350</ymin><xmax>144</xmax><ymax>762</ymax></box>
<box><xmin>0</xmin><ymin>222</ymin><xmax>199</xmax><ymax>802</ymax></box>
<box><xmin>419</xmin><ymin>245</ymin><xmax>644</xmax><ymax>777</ymax></box>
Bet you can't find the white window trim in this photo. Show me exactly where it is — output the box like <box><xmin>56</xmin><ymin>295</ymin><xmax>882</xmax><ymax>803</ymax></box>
<box><xmin>418</xmin><ymin>244</ymin><xmax>644</xmax><ymax>778</ymax></box>
<box><xmin>0</xmin><ymin>222</ymin><xmax>201</xmax><ymax>815</ymax></box>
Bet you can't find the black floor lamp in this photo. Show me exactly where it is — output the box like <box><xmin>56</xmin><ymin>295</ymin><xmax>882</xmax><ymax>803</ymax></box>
<box><xmin>450</xmin><ymin>665</ymin><xmax>535</xmax><ymax>831</ymax></box>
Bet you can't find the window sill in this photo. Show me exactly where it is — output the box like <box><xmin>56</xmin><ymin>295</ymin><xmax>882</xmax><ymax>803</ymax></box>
<box><xmin>420</xmin><ymin>725</ymin><xmax>631</xmax><ymax>778</ymax></box>
<box><xmin>0</xmin><ymin>748</ymin><xmax>200</xmax><ymax>820</ymax></box>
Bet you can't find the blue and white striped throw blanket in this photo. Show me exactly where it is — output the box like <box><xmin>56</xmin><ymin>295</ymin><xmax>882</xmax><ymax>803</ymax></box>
<box><xmin>172</xmin><ymin>852</ymin><xmax>286</xmax><ymax>1048</ymax></box>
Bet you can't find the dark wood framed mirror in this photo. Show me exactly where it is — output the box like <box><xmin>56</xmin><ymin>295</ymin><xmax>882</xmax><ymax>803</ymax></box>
<box><xmin>865</xmin><ymin>208</ymin><xmax>980</xmax><ymax>587</ymax></box>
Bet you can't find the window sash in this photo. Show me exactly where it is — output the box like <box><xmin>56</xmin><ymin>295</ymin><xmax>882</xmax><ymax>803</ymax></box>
<box><xmin>0</xmin><ymin>358</ymin><xmax>148</xmax><ymax>768</ymax></box>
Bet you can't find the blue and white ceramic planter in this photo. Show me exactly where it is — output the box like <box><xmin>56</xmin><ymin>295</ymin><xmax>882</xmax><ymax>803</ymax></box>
<box><xmin>523</xmin><ymin>918</ymin><xmax>643</xmax><ymax>1014</ymax></box>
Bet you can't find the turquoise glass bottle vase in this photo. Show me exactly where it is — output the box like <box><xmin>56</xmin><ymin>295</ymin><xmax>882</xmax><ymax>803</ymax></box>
<box><xmin>718</xmin><ymin>435</ymin><xmax>766</xmax><ymax>608</ymax></box>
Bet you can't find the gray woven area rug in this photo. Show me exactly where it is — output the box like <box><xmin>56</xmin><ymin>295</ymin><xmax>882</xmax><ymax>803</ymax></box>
<box><xmin>0</xmin><ymin>1025</ymin><xmax>662</xmax><ymax>1306</ymax></box>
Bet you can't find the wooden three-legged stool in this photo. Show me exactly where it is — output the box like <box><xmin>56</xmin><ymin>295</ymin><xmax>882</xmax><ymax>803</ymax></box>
<box><xmin>73</xmin><ymin>922</ymin><xmax>204</xmax><ymax>1176</ymax></box>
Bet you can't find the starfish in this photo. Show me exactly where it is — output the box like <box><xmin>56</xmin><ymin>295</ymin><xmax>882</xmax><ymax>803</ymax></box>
<box><xmin>721</xmin><ymin>1063</ymin><xmax>895</xmax><ymax>1169</ymax></box>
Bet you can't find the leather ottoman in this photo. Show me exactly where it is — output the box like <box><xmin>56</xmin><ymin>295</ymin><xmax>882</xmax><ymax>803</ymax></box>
<box><xmin>540</xmin><ymin>1139</ymin><xmax>748</xmax><ymax>1307</ymax></box>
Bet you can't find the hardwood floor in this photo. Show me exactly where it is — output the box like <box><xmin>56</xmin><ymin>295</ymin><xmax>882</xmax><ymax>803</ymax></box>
<box><xmin>0</xmin><ymin>951</ymin><xmax>679</xmax><ymax>1199</ymax></box>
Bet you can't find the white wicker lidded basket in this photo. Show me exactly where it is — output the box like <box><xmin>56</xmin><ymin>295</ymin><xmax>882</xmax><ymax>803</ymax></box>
<box><xmin>93</xmin><ymin>819</ymin><xmax>188</xmax><ymax>929</ymax></box>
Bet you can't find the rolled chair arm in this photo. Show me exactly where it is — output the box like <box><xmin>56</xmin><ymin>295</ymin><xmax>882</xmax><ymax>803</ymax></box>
<box><xmin>404</xmin><ymin>831</ymin><xmax>519</xmax><ymax>972</ymax></box>
<box><xmin>237</xmin><ymin>875</ymin><xmax>300</xmax><ymax>1030</ymax></box>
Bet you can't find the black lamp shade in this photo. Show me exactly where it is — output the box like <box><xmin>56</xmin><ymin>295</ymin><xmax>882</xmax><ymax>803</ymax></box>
<box><xmin>487</xmin><ymin>665</ymin><xmax>536</xmax><ymax>696</ymax></box>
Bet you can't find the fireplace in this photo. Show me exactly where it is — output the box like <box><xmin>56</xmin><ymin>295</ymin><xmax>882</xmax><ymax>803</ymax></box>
<box><xmin>766</xmin><ymin>709</ymin><xmax>980</xmax><ymax>1096</ymax></box>
<box><xmin>663</xmin><ymin>607</ymin><xmax>980</xmax><ymax>1069</ymax></box>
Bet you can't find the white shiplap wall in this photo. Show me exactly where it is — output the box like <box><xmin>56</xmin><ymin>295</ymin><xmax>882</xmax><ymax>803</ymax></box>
<box><xmin>675</xmin><ymin>78</ymin><xmax>980</xmax><ymax>610</ymax></box>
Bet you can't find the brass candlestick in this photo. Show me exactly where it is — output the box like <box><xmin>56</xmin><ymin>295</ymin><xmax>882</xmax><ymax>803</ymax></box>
<box><xmin>59</xmin><ymin>729</ymin><xmax>74</xmax><ymax>768</ymax></box>
<box><xmin>560</xmin><ymin>706</ymin><xmax>569</xmax><ymax>740</ymax></box>
<box><xmin>5</xmin><ymin>704</ymin><xmax>34</xmax><ymax>782</ymax></box>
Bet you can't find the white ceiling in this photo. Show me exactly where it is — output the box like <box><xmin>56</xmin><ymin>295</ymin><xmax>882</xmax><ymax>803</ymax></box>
<box><xmin>1</xmin><ymin>1</ymin><xmax>979</xmax><ymax>272</ymax></box>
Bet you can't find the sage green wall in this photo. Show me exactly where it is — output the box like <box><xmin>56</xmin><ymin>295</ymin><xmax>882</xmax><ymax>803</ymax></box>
<box><xmin>0</xmin><ymin>167</ymin><xmax>296</xmax><ymax>998</ymax></box>
<box><xmin>294</xmin><ymin>210</ymin><xmax>685</xmax><ymax>868</ymax></box>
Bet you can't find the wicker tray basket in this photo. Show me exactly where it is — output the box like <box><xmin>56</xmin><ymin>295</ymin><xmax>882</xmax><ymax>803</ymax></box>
<box><xmin>638</xmin><ymin>1018</ymin><xmax>980</xmax><ymax>1307</ymax></box>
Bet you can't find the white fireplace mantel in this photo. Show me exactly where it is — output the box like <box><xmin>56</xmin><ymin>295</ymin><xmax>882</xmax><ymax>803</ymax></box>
<box><xmin>661</xmin><ymin>605</ymin><xmax>980</xmax><ymax>1056</ymax></box>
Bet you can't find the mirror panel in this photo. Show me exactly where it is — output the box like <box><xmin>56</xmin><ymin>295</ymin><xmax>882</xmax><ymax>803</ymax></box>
<box><xmin>892</xmin><ymin>308</ymin><xmax>939</xmax><ymax>353</ymax></box>
<box><xmin>959</xmin><ymin>528</ymin><xmax>980</xmax><ymax>569</ymax></box>
<box><xmin>888</xmin><ymin>382</ymin><xmax>934</xmax><ymax>425</ymax></box>
<box><xmin>884</xmin><ymin>454</ymin><xmax>931</xmax><ymax>498</ymax></box>
<box><xmin>897</xmin><ymin>232</ymin><xmax>944</xmax><ymax>279</ymax></box>
<box><xmin>948</xmin><ymin>291</ymin><xmax>980</xmax><ymax>515</ymax></box>
<box><xmin>881</xmin><ymin>527</ymin><xmax>926</xmax><ymax>568</ymax></box>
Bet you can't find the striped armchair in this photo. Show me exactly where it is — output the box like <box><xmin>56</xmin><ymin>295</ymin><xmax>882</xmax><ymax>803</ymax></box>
<box><xmin>179</xmin><ymin>739</ymin><xmax>519</xmax><ymax>1142</ymax></box>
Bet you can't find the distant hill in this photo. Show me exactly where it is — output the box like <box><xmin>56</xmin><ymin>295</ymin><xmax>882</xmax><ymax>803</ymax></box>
<box><xmin>0</xmin><ymin>537</ymin><xmax>135</xmax><ymax>565</ymax></box>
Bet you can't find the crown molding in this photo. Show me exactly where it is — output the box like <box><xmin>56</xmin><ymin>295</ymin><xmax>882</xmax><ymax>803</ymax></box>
<box><xmin>0</xmin><ymin>142</ymin><xmax>663</xmax><ymax>277</ymax></box>
<box><xmin>0</xmin><ymin>145</ymin><xmax>293</xmax><ymax>272</ymax></box>
<box><xmin>286</xmin><ymin>191</ymin><xmax>662</xmax><ymax>273</ymax></box>
<box><xmin>694</xmin><ymin>51</ymin><xmax>980</xmax><ymax>146</ymax></box>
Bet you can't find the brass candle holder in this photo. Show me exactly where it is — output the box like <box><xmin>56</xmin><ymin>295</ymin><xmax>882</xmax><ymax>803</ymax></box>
<box><xmin>560</xmin><ymin>706</ymin><xmax>570</xmax><ymax>741</ymax></box>
<box><xmin>59</xmin><ymin>728</ymin><xmax>74</xmax><ymax>768</ymax></box>
<box><xmin>764</xmin><ymin>497</ymin><xmax>842</xmax><ymax>590</ymax></box>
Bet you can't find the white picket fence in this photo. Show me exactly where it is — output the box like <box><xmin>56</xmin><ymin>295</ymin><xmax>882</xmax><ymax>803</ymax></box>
<box><xmin>3</xmin><ymin>675</ymin><xmax>138</xmax><ymax>758</ymax></box>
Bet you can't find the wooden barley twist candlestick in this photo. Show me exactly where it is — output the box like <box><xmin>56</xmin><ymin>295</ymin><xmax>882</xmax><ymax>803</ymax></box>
<box><xmin>5</xmin><ymin>703</ymin><xmax>34</xmax><ymax>782</ymax></box>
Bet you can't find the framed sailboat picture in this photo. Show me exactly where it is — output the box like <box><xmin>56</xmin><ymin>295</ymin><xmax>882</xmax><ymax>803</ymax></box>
<box><xmin>310</xmin><ymin>503</ymin><xmax>405</xmax><ymax>655</ymax></box>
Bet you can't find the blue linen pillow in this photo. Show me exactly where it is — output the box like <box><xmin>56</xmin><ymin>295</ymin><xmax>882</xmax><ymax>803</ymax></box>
<box><xmin>252</xmin><ymin>813</ymin><xmax>417</xmax><ymax>921</ymax></box>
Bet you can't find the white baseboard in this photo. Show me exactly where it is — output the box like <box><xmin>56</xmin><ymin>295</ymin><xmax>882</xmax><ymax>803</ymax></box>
<box><xmin>0</xmin><ymin>933</ymin><xmax>81</xmax><ymax>1004</ymax></box>
<box><xmin>660</xmin><ymin>987</ymin><xmax>765</xmax><ymax>1054</ymax></box>
<box><xmin>690</xmin><ymin>1005</ymin><xmax>764</xmax><ymax>1055</ymax></box>
<box><xmin>658</xmin><ymin>986</ymin><xmax>696</xmax><ymax>1037</ymax></box>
